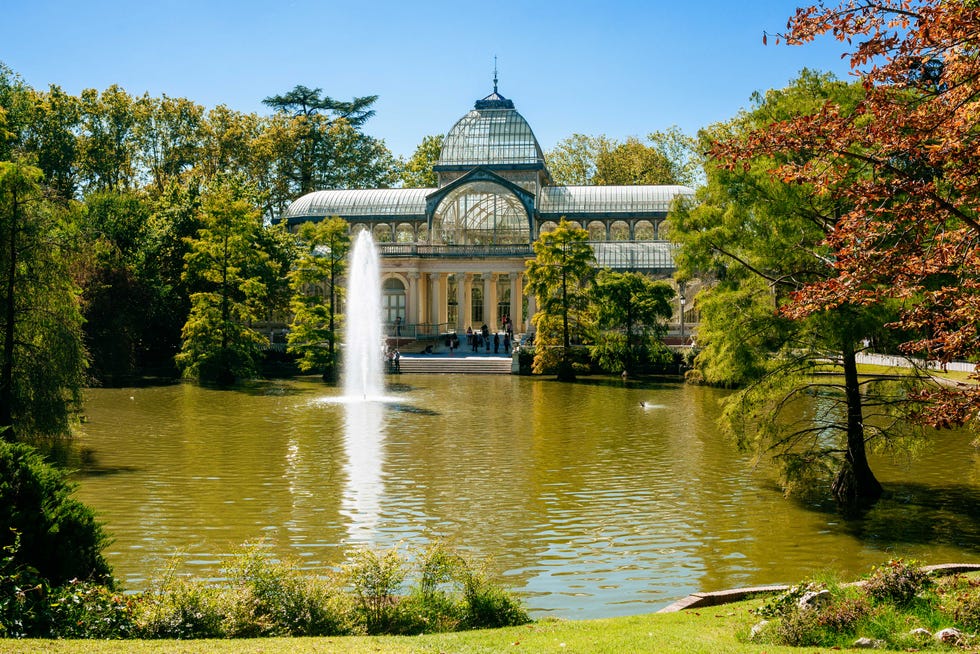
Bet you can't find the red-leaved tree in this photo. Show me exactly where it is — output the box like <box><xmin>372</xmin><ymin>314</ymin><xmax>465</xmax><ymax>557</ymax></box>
<box><xmin>720</xmin><ymin>0</ymin><xmax>980</xmax><ymax>428</ymax></box>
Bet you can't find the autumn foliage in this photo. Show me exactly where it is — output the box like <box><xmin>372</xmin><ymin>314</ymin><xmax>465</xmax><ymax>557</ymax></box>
<box><xmin>720</xmin><ymin>0</ymin><xmax>980</xmax><ymax>428</ymax></box>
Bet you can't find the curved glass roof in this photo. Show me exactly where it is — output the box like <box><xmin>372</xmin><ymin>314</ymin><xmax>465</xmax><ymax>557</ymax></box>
<box><xmin>437</xmin><ymin>92</ymin><xmax>545</xmax><ymax>169</ymax></box>
<box><xmin>431</xmin><ymin>181</ymin><xmax>530</xmax><ymax>245</ymax></box>
<box><xmin>592</xmin><ymin>241</ymin><xmax>678</xmax><ymax>271</ymax></box>
<box><xmin>282</xmin><ymin>188</ymin><xmax>432</xmax><ymax>222</ymax></box>
<box><xmin>539</xmin><ymin>185</ymin><xmax>694</xmax><ymax>217</ymax></box>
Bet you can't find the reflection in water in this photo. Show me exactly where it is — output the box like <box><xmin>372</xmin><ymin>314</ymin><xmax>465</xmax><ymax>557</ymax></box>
<box><xmin>72</xmin><ymin>377</ymin><xmax>980</xmax><ymax>619</ymax></box>
<box><xmin>340</xmin><ymin>400</ymin><xmax>386</xmax><ymax>543</ymax></box>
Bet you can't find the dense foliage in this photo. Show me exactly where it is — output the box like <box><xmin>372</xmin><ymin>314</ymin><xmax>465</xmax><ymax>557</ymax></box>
<box><xmin>670</xmin><ymin>70</ymin><xmax>930</xmax><ymax>505</ymax></box>
<box><xmin>0</xmin><ymin>441</ymin><xmax>110</xmax><ymax>587</ymax></box>
<box><xmin>731</xmin><ymin>1</ymin><xmax>980</xmax><ymax>428</ymax></box>
<box><xmin>546</xmin><ymin>128</ymin><xmax>700</xmax><ymax>187</ymax></box>
<box><xmin>287</xmin><ymin>218</ymin><xmax>350</xmax><ymax>380</ymax></box>
<box><xmin>0</xmin><ymin>541</ymin><xmax>529</xmax><ymax>639</ymax></box>
<box><xmin>524</xmin><ymin>220</ymin><xmax>596</xmax><ymax>381</ymax></box>
<box><xmin>0</xmin><ymin>162</ymin><xmax>86</xmax><ymax>440</ymax></box>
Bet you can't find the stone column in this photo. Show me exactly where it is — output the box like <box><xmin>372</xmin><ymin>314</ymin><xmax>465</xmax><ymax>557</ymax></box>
<box><xmin>441</xmin><ymin>274</ymin><xmax>450</xmax><ymax>326</ymax></box>
<box><xmin>428</xmin><ymin>273</ymin><xmax>440</xmax><ymax>328</ymax></box>
<box><xmin>406</xmin><ymin>272</ymin><xmax>419</xmax><ymax>326</ymax></box>
<box><xmin>483</xmin><ymin>272</ymin><xmax>496</xmax><ymax>331</ymax></box>
<box><xmin>510</xmin><ymin>273</ymin><xmax>523</xmax><ymax>332</ymax></box>
<box><xmin>459</xmin><ymin>273</ymin><xmax>472</xmax><ymax>333</ymax></box>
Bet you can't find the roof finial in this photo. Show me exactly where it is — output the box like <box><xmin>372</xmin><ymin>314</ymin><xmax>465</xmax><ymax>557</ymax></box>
<box><xmin>493</xmin><ymin>55</ymin><xmax>498</xmax><ymax>94</ymax></box>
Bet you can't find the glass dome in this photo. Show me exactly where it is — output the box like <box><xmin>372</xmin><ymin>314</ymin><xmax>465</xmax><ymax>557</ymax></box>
<box><xmin>436</xmin><ymin>91</ymin><xmax>546</xmax><ymax>169</ymax></box>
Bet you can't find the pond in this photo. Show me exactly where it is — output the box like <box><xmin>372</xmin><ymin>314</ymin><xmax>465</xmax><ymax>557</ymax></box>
<box><xmin>72</xmin><ymin>375</ymin><xmax>980</xmax><ymax>619</ymax></box>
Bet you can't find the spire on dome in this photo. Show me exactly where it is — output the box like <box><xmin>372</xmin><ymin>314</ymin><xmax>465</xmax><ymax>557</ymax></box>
<box><xmin>474</xmin><ymin>56</ymin><xmax>514</xmax><ymax>109</ymax></box>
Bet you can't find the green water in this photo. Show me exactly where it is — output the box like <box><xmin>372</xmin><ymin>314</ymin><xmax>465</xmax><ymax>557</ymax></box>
<box><xmin>72</xmin><ymin>375</ymin><xmax>980</xmax><ymax>618</ymax></box>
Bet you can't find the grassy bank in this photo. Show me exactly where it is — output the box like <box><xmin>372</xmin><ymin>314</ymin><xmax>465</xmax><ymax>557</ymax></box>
<box><xmin>0</xmin><ymin>598</ymin><xmax>909</xmax><ymax>653</ymax></box>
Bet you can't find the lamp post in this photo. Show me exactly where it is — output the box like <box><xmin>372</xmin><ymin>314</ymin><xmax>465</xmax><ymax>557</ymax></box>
<box><xmin>679</xmin><ymin>295</ymin><xmax>686</xmax><ymax>345</ymax></box>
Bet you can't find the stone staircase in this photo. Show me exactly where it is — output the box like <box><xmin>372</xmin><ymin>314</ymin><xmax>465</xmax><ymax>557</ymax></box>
<box><xmin>396</xmin><ymin>355</ymin><xmax>513</xmax><ymax>375</ymax></box>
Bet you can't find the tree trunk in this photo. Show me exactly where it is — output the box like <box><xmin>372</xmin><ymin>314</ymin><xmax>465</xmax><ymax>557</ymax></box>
<box><xmin>832</xmin><ymin>343</ymin><xmax>883</xmax><ymax>507</ymax></box>
<box><xmin>559</xmin><ymin>259</ymin><xmax>575</xmax><ymax>381</ymax></box>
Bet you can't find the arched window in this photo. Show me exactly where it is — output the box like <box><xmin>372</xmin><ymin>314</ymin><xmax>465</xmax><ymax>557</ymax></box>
<box><xmin>382</xmin><ymin>277</ymin><xmax>405</xmax><ymax>326</ymax></box>
<box><xmin>610</xmin><ymin>220</ymin><xmax>630</xmax><ymax>241</ymax></box>
<box><xmin>587</xmin><ymin>221</ymin><xmax>607</xmax><ymax>240</ymax></box>
<box><xmin>538</xmin><ymin>220</ymin><xmax>558</xmax><ymax>235</ymax></box>
<box><xmin>432</xmin><ymin>181</ymin><xmax>530</xmax><ymax>245</ymax></box>
<box><xmin>634</xmin><ymin>220</ymin><xmax>655</xmax><ymax>240</ymax></box>
<box><xmin>395</xmin><ymin>223</ymin><xmax>415</xmax><ymax>243</ymax></box>
<box><xmin>373</xmin><ymin>223</ymin><xmax>393</xmax><ymax>243</ymax></box>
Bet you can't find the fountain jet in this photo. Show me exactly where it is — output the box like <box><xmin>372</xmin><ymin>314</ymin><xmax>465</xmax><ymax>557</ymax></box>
<box><xmin>343</xmin><ymin>231</ymin><xmax>384</xmax><ymax>400</ymax></box>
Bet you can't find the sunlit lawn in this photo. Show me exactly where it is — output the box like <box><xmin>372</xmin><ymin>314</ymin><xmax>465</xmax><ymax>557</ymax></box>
<box><xmin>0</xmin><ymin>599</ymin><xmax>914</xmax><ymax>653</ymax></box>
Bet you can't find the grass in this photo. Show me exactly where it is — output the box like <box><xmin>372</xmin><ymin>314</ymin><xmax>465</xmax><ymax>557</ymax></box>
<box><xmin>855</xmin><ymin>362</ymin><xmax>975</xmax><ymax>384</ymax></box>
<box><xmin>0</xmin><ymin>599</ymin><xmax>916</xmax><ymax>653</ymax></box>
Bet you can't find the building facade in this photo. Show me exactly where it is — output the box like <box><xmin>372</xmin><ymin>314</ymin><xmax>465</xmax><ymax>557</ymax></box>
<box><xmin>278</xmin><ymin>88</ymin><xmax>695</xmax><ymax>338</ymax></box>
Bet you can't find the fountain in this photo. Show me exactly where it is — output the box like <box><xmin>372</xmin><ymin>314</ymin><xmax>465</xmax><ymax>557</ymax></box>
<box><xmin>339</xmin><ymin>230</ymin><xmax>386</xmax><ymax>541</ymax></box>
<box><xmin>343</xmin><ymin>230</ymin><xmax>384</xmax><ymax>400</ymax></box>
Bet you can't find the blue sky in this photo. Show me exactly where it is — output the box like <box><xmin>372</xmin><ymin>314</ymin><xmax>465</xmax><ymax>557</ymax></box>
<box><xmin>4</xmin><ymin>1</ymin><xmax>856</xmax><ymax>159</ymax></box>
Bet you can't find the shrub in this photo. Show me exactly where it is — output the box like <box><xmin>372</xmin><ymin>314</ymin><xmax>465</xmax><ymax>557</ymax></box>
<box><xmin>460</xmin><ymin>568</ymin><xmax>531</xmax><ymax>629</ymax></box>
<box><xmin>341</xmin><ymin>542</ymin><xmax>530</xmax><ymax>635</ymax></box>
<box><xmin>0</xmin><ymin>533</ymin><xmax>134</xmax><ymax>638</ymax></box>
<box><xmin>0</xmin><ymin>441</ymin><xmax>112</xmax><ymax>586</ymax></box>
<box><xmin>135</xmin><ymin>575</ymin><xmax>225</xmax><ymax>639</ymax></box>
<box><xmin>863</xmin><ymin>559</ymin><xmax>929</xmax><ymax>605</ymax></box>
<box><xmin>815</xmin><ymin>596</ymin><xmax>871</xmax><ymax>633</ymax></box>
<box><xmin>341</xmin><ymin>546</ymin><xmax>407</xmax><ymax>634</ymax></box>
<box><xmin>46</xmin><ymin>581</ymin><xmax>137</xmax><ymax>639</ymax></box>
<box><xmin>223</xmin><ymin>546</ymin><xmax>351</xmax><ymax>637</ymax></box>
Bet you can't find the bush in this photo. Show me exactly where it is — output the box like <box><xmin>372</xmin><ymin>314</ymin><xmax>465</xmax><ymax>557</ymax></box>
<box><xmin>46</xmin><ymin>581</ymin><xmax>137</xmax><ymax>639</ymax></box>
<box><xmin>222</xmin><ymin>546</ymin><xmax>351</xmax><ymax>637</ymax></box>
<box><xmin>863</xmin><ymin>559</ymin><xmax>929</xmax><ymax>605</ymax></box>
<box><xmin>341</xmin><ymin>542</ymin><xmax>530</xmax><ymax>635</ymax></box>
<box><xmin>135</xmin><ymin>571</ymin><xmax>225</xmax><ymax>639</ymax></box>
<box><xmin>0</xmin><ymin>533</ymin><xmax>133</xmax><ymax>638</ymax></box>
<box><xmin>460</xmin><ymin>568</ymin><xmax>531</xmax><ymax>629</ymax></box>
<box><xmin>342</xmin><ymin>546</ymin><xmax>407</xmax><ymax>634</ymax></box>
<box><xmin>0</xmin><ymin>440</ymin><xmax>112</xmax><ymax>586</ymax></box>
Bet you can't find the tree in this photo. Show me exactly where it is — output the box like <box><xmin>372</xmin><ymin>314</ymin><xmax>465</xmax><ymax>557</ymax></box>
<box><xmin>588</xmin><ymin>270</ymin><xmax>674</xmax><ymax>375</ymax></box>
<box><xmin>287</xmin><ymin>217</ymin><xmax>350</xmax><ymax>380</ymax></box>
<box><xmin>262</xmin><ymin>85</ymin><xmax>383</xmax><ymax>194</ymax></box>
<box><xmin>74</xmin><ymin>189</ymin><xmax>153</xmax><ymax>382</ymax></box>
<box><xmin>671</xmin><ymin>70</ymin><xmax>919</xmax><ymax>506</ymax></box>
<box><xmin>399</xmin><ymin>134</ymin><xmax>443</xmax><ymax>188</ymax></box>
<box><xmin>546</xmin><ymin>130</ymin><xmax>699</xmax><ymax>187</ymax></box>
<box><xmin>135</xmin><ymin>94</ymin><xmax>205</xmax><ymax>195</ymax></box>
<box><xmin>545</xmin><ymin>134</ymin><xmax>614</xmax><ymax>185</ymax></box>
<box><xmin>0</xmin><ymin>162</ymin><xmax>87</xmax><ymax>440</ymax></box>
<box><xmin>0</xmin><ymin>64</ymin><xmax>34</xmax><ymax>162</ymax></box>
<box><xmin>23</xmin><ymin>85</ymin><xmax>81</xmax><ymax>201</ymax></box>
<box><xmin>177</xmin><ymin>179</ymin><xmax>289</xmax><ymax>384</ymax></box>
<box><xmin>524</xmin><ymin>219</ymin><xmax>595</xmax><ymax>381</ymax></box>
<box><xmin>77</xmin><ymin>85</ymin><xmax>143</xmax><ymax>192</ymax></box>
<box><xmin>735</xmin><ymin>1</ymin><xmax>980</xmax><ymax>429</ymax></box>
<box><xmin>594</xmin><ymin>136</ymin><xmax>679</xmax><ymax>186</ymax></box>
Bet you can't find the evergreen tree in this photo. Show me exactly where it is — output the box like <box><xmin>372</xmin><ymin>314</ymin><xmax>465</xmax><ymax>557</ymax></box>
<box><xmin>287</xmin><ymin>217</ymin><xmax>350</xmax><ymax>381</ymax></box>
<box><xmin>524</xmin><ymin>219</ymin><xmax>595</xmax><ymax>381</ymax></box>
<box><xmin>0</xmin><ymin>162</ymin><xmax>87</xmax><ymax>440</ymax></box>
<box><xmin>177</xmin><ymin>178</ymin><xmax>290</xmax><ymax>384</ymax></box>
